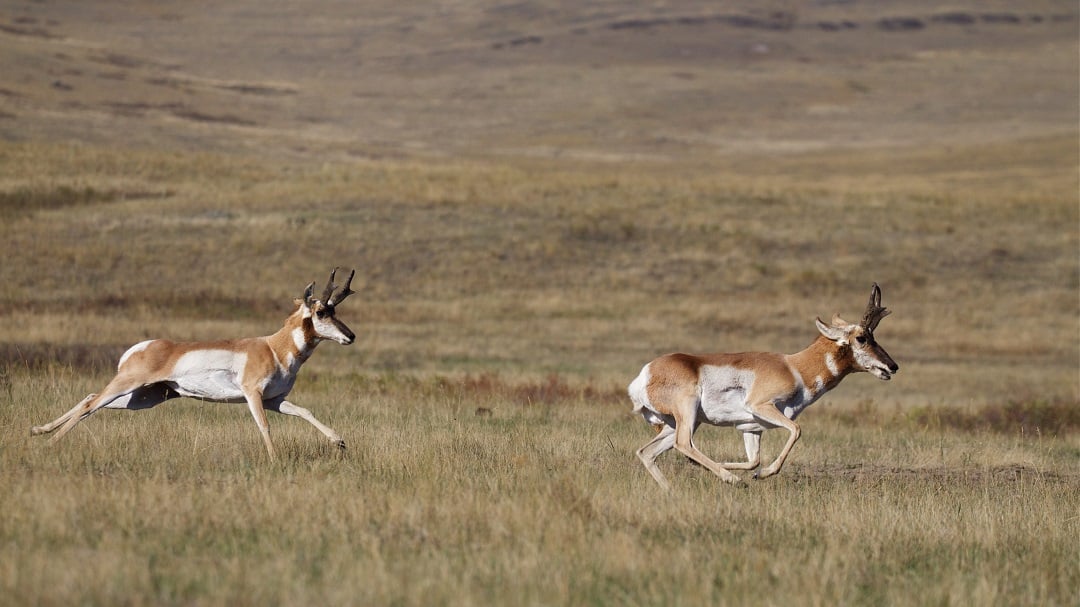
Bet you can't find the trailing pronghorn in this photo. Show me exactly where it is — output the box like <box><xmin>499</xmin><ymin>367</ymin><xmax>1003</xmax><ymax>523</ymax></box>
<box><xmin>32</xmin><ymin>269</ymin><xmax>358</xmax><ymax>461</ymax></box>
<box><xmin>628</xmin><ymin>284</ymin><xmax>898</xmax><ymax>490</ymax></box>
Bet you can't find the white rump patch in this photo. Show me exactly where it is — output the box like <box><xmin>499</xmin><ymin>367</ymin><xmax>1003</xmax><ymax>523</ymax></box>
<box><xmin>118</xmin><ymin>340</ymin><xmax>154</xmax><ymax>369</ymax></box>
<box><xmin>629</xmin><ymin>363</ymin><xmax>671</xmax><ymax>426</ymax></box>
<box><xmin>628</xmin><ymin>364</ymin><xmax>651</xmax><ymax>414</ymax></box>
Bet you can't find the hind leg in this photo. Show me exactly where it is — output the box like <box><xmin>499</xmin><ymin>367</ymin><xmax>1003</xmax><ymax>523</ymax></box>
<box><xmin>45</xmin><ymin>378</ymin><xmax>170</xmax><ymax>443</ymax></box>
<box><xmin>30</xmin><ymin>383</ymin><xmax>178</xmax><ymax>437</ymax></box>
<box><xmin>31</xmin><ymin>393</ymin><xmax>98</xmax><ymax>436</ymax></box>
<box><xmin>637</xmin><ymin>424</ymin><xmax>677</xmax><ymax>491</ymax></box>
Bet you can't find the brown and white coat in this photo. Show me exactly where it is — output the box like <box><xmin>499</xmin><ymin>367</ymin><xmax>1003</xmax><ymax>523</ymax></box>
<box><xmin>628</xmin><ymin>284</ymin><xmax>898</xmax><ymax>490</ymax></box>
<box><xmin>32</xmin><ymin>269</ymin><xmax>358</xmax><ymax>461</ymax></box>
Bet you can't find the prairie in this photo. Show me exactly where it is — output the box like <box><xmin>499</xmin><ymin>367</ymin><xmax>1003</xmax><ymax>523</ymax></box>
<box><xmin>0</xmin><ymin>1</ymin><xmax>1077</xmax><ymax>605</ymax></box>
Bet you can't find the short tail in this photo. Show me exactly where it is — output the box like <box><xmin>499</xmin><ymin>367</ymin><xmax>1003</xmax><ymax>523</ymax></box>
<box><xmin>628</xmin><ymin>364</ymin><xmax>667</xmax><ymax>427</ymax></box>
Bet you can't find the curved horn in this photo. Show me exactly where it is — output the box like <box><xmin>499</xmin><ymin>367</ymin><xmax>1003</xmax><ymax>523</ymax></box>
<box><xmin>320</xmin><ymin>268</ymin><xmax>338</xmax><ymax>304</ymax></box>
<box><xmin>328</xmin><ymin>269</ymin><xmax>356</xmax><ymax>306</ymax></box>
<box><xmin>861</xmin><ymin>282</ymin><xmax>891</xmax><ymax>332</ymax></box>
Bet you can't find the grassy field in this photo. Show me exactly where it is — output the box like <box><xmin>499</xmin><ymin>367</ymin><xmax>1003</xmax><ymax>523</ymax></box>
<box><xmin>0</xmin><ymin>142</ymin><xmax>1076</xmax><ymax>607</ymax></box>
<box><xmin>2</xmin><ymin>368</ymin><xmax>1078</xmax><ymax>606</ymax></box>
<box><xmin>1</xmin><ymin>1</ymin><xmax>1078</xmax><ymax>605</ymax></box>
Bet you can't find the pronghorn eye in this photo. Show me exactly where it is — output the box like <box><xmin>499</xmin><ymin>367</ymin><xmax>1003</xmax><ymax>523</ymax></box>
<box><xmin>855</xmin><ymin>335</ymin><xmax>867</xmax><ymax>345</ymax></box>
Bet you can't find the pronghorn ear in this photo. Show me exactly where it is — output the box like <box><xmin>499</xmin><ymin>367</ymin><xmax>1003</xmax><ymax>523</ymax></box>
<box><xmin>816</xmin><ymin>317</ymin><xmax>850</xmax><ymax>345</ymax></box>
<box><xmin>294</xmin><ymin>298</ymin><xmax>314</xmax><ymax>319</ymax></box>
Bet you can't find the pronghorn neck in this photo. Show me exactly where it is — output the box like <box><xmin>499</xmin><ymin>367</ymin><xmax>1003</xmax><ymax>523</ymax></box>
<box><xmin>786</xmin><ymin>335</ymin><xmax>855</xmax><ymax>402</ymax></box>
<box><xmin>268</xmin><ymin>305</ymin><xmax>320</xmax><ymax>369</ymax></box>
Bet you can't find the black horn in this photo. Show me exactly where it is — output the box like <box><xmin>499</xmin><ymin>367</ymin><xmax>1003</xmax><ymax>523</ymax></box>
<box><xmin>328</xmin><ymin>269</ymin><xmax>356</xmax><ymax>306</ymax></box>
<box><xmin>320</xmin><ymin>268</ymin><xmax>339</xmax><ymax>304</ymax></box>
<box><xmin>860</xmin><ymin>282</ymin><xmax>891</xmax><ymax>332</ymax></box>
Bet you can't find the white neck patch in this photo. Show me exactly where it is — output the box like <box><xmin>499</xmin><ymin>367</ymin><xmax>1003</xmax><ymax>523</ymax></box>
<box><xmin>825</xmin><ymin>352</ymin><xmax>839</xmax><ymax>377</ymax></box>
<box><xmin>292</xmin><ymin>327</ymin><xmax>310</xmax><ymax>353</ymax></box>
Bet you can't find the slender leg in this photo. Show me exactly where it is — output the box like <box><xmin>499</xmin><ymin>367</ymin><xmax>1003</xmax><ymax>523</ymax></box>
<box><xmin>267</xmin><ymin>399</ymin><xmax>346</xmax><ymax>449</ymax></box>
<box><xmin>244</xmin><ymin>392</ymin><xmax>276</xmax><ymax>461</ymax></box>
<box><xmin>671</xmin><ymin>399</ymin><xmax>742</xmax><ymax>485</ymax></box>
<box><xmin>721</xmin><ymin>431</ymin><xmax>762</xmax><ymax>471</ymax></box>
<box><xmin>636</xmin><ymin>424</ymin><xmax>677</xmax><ymax>491</ymax></box>
<box><xmin>32</xmin><ymin>393</ymin><xmax>98</xmax><ymax>436</ymax></box>
<box><xmin>747</xmin><ymin>402</ymin><xmax>800</xmax><ymax>479</ymax></box>
<box><xmin>47</xmin><ymin>374</ymin><xmax>154</xmax><ymax>443</ymax></box>
<box><xmin>33</xmin><ymin>382</ymin><xmax>181</xmax><ymax>438</ymax></box>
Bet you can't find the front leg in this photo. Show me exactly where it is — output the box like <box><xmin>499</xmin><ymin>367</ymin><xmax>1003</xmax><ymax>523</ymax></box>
<box><xmin>721</xmin><ymin>431</ymin><xmax>762</xmax><ymax>471</ymax></box>
<box><xmin>266</xmin><ymin>398</ymin><xmax>346</xmax><ymax>450</ymax></box>
<box><xmin>747</xmin><ymin>401</ymin><xmax>800</xmax><ymax>479</ymax></box>
<box><xmin>244</xmin><ymin>391</ymin><xmax>277</xmax><ymax>461</ymax></box>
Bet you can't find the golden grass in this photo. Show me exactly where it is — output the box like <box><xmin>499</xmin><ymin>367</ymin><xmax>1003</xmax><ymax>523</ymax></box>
<box><xmin>0</xmin><ymin>131</ymin><xmax>1076</xmax><ymax>605</ymax></box>
<box><xmin>1</xmin><ymin>139</ymin><xmax>1075</xmax><ymax>398</ymax></box>
<box><xmin>1</xmin><ymin>2</ymin><xmax>1077</xmax><ymax>602</ymax></box>
<box><xmin>2</xmin><ymin>371</ymin><xmax>1077</xmax><ymax>606</ymax></box>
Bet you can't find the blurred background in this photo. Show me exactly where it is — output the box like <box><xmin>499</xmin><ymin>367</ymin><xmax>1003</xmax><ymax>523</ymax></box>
<box><xmin>0</xmin><ymin>0</ymin><xmax>1076</xmax><ymax>406</ymax></box>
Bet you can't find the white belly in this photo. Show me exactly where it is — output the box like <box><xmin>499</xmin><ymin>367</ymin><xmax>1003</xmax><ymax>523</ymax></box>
<box><xmin>697</xmin><ymin>365</ymin><xmax>759</xmax><ymax>426</ymax></box>
<box><xmin>169</xmin><ymin>350</ymin><xmax>247</xmax><ymax>401</ymax></box>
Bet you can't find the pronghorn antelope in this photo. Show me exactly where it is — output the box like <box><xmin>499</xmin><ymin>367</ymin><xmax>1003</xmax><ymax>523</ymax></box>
<box><xmin>32</xmin><ymin>269</ymin><xmax>358</xmax><ymax>461</ymax></box>
<box><xmin>628</xmin><ymin>283</ymin><xmax>898</xmax><ymax>490</ymax></box>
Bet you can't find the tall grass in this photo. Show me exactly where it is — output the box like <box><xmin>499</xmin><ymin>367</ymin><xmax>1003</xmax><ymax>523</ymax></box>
<box><xmin>0</xmin><ymin>138</ymin><xmax>1076</xmax><ymax>605</ymax></box>
<box><xmin>2</xmin><ymin>370</ymin><xmax>1076</xmax><ymax>606</ymax></box>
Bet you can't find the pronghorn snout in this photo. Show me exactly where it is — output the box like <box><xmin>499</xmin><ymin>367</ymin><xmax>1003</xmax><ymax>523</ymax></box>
<box><xmin>871</xmin><ymin>355</ymin><xmax>898</xmax><ymax>381</ymax></box>
<box><xmin>339</xmin><ymin>330</ymin><xmax>355</xmax><ymax>346</ymax></box>
<box><xmin>332</xmin><ymin>321</ymin><xmax>355</xmax><ymax>345</ymax></box>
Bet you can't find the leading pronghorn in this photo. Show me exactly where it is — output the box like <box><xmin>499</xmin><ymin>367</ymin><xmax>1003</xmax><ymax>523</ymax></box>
<box><xmin>32</xmin><ymin>268</ymin><xmax>358</xmax><ymax>461</ymax></box>
<box><xmin>629</xmin><ymin>283</ymin><xmax>898</xmax><ymax>490</ymax></box>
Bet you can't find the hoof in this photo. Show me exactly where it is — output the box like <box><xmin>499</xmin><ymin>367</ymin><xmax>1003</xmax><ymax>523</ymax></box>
<box><xmin>334</xmin><ymin>439</ymin><xmax>346</xmax><ymax>450</ymax></box>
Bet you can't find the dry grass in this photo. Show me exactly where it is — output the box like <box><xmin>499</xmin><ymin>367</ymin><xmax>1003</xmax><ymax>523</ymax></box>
<box><xmin>0</xmin><ymin>135</ymin><xmax>1076</xmax><ymax>605</ymax></box>
<box><xmin>0</xmin><ymin>1</ymin><xmax>1077</xmax><ymax>604</ymax></box>
<box><xmin>1</xmin><ymin>141</ymin><xmax>1075</xmax><ymax>400</ymax></box>
<box><xmin>2</xmin><ymin>371</ymin><xmax>1077</xmax><ymax>606</ymax></box>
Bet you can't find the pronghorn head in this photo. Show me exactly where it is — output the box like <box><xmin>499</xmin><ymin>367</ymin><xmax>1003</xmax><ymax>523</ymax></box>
<box><xmin>814</xmin><ymin>283</ymin><xmax>899</xmax><ymax>380</ymax></box>
<box><xmin>298</xmin><ymin>268</ymin><xmax>357</xmax><ymax>345</ymax></box>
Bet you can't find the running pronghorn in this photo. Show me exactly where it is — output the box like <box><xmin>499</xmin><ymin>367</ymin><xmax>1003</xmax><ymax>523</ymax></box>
<box><xmin>32</xmin><ymin>269</ymin><xmax>358</xmax><ymax>461</ymax></box>
<box><xmin>628</xmin><ymin>283</ymin><xmax>898</xmax><ymax>490</ymax></box>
